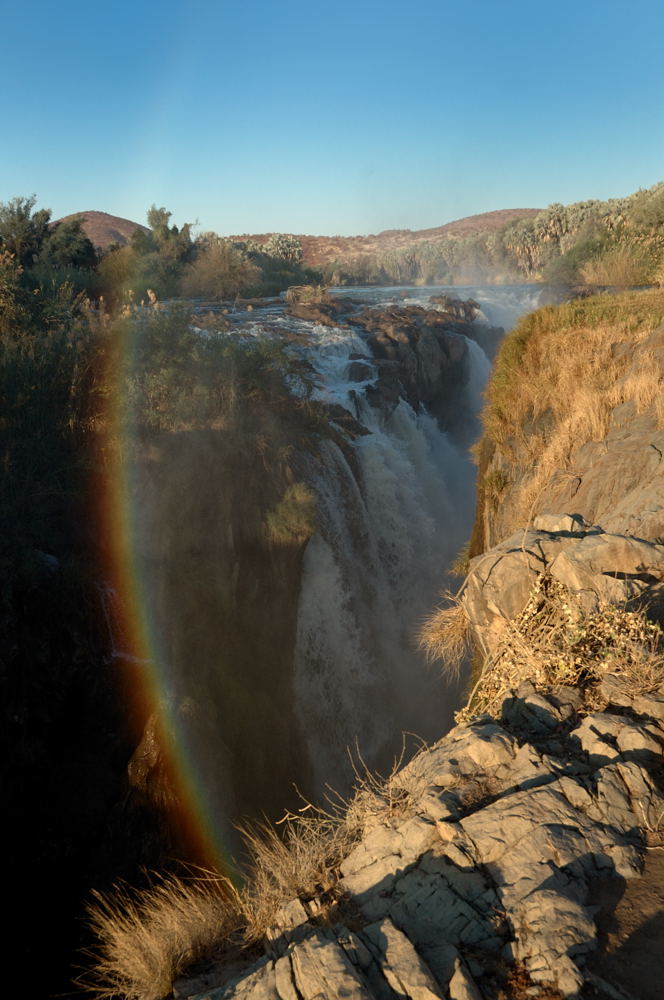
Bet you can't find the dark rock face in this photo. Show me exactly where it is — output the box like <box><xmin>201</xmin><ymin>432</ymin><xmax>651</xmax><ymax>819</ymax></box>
<box><xmin>352</xmin><ymin>305</ymin><xmax>473</xmax><ymax>434</ymax></box>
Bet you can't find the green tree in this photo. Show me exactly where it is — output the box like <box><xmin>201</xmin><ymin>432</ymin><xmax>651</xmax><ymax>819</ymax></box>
<box><xmin>0</xmin><ymin>195</ymin><xmax>51</xmax><ymax>268</ymax></box>
<box><xmin>39</xmin><ymin>217</ymin><xmax>97</xmax><ymax>270</ymax></box>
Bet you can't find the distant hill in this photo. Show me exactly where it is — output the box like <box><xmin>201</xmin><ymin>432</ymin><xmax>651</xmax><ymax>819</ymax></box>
<box><xmin>55</xmin><ymin>211</ymin><xmax>149</xmax><ymax>250</ymax></box>
<box><xmin>56</xmin><ymin>206</ymin><xmax>540</xmax><ymax>265</ymax></box>
<box><xmin>234</xmin><ymin>208</ymin><xmax>541</xmax><ymax>268</ymax></box>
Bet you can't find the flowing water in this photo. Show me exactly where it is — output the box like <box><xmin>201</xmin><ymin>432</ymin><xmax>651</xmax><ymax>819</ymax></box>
<box><xmin>231</xmin><ymin>284</ymin><xmax>542</xmax><ymax>790</ymax></box>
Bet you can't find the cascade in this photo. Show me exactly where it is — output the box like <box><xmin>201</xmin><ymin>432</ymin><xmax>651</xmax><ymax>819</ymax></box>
<box><xmin>128</xmin><ymin>284</ymin><xmax>541</xmax><ymax>821</ymax></box>
<box><xmin>289</xmin><ymin>284</ymin><xmax>541</xmax><ymax>789</ymax></box>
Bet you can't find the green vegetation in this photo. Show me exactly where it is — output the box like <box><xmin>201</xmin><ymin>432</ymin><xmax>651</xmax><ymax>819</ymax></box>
<box><xmin>323</xmin><ymin>181</ymin><xmax>664</xmax><ymax>287</ymax></box>
<box><xmin>264</xmin><ymin>483</ymin><xmax>316</xmax><ymax>544</ymax></box>
<box><xmin>0</xmin><ymin>195</ymin><xmax>322</xmax><ymax>306</ymax></box>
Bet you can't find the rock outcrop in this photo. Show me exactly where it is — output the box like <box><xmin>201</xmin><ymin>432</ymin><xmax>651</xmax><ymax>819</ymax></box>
<box><xmin>462</xmin><ymin>516</ymin><xmax>664</xmax><ymax>658</ymax></box>
<box><xmin>351</xmin><ymin>304</ymin><xmax>500</xmax><ymax>436</ymax></box>
<box><xmin>177</xmin><ymin>673</ymin><xmax>664</xmax><ymax>1000</ymax></box>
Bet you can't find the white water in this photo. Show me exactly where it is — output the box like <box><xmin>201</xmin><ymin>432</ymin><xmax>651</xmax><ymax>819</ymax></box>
<box><xmin>289</xmin><ymin>284</ymin><xmax>541</xmax><ymax>788</ymax></box>
<box><xmin>220</xmin><ymin>284</ymin><xmax>540</xmax><ymax>790</ymax></box>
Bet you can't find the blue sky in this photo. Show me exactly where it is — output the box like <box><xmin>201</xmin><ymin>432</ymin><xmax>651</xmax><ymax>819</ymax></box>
<box><xmin>2</xmin><ymin>0</ymin><xmax>663</xmax><ymax>236</ymax></box>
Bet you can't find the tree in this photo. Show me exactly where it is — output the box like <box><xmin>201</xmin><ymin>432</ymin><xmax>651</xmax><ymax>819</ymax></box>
<box><xmin>180</xmin><ymin>237</ymin><xmax>259</xmax><ymax>300</ymax></box>
<box><xmin>40</xmin><ymin>217</ymin><xmax>97</xmax><ymax>270</ymax></box>
<box><xmin>0</xmin><ymin>195</ymin><xmax>51</xmax><ymax>268</ymax></box>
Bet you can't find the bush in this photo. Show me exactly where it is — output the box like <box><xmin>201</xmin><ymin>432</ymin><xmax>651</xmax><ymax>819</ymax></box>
<box><xmin>180</xmin><ymin>238</ymin><xmax>260</xmax><ymax>300</ymax></box>
<box><xmin>264</xmin><ymin>482</ymin><xmax>316</xmax><ymax>545</ymax></box>
<box><xmin>457</xmin><ymin>575</ymin><xmax>664</xmax><ymax>722</ymax></box>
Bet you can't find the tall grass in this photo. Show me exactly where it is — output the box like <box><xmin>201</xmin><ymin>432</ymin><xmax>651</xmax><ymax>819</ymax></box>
<box><xmin>482</xmin><ymin>289</ymin><xmax>664</xmax><ymax>535</ymax></box>
<box><xmin>83</xmin><ymin>745</ymin><xmax>433</xmax><ymax>1000</ymax></box>
<box><xmin>81</xmin><ymin>874</ymin><xmax>243</xmax><ymax>1000</ymax></box>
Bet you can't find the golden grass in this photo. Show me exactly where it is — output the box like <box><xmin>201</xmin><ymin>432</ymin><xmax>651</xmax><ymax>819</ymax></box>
<box><xmin>458</xmin><ymin>575</ymin><xmax>664</xmax><ymax>722</ymax></box>
<box><xmin>418</xmin><ymin>589</ymin><xmax>471</xmax><ymax>678</ymax></box>
<box><xmin>239</xmin><ymin>803</ymin><xmax>357</xmax><ymax>943</ymax></box>
<box><xmin>81</xmin><ymin>873</ymin><xmax>243</xmax><ymax>1000</ymax></box>
<box><xmin>579</xmin><ymin>245</ymin><xmax>650</xmax><ymax>287</ymax></box>
<box><xmin>483</xmin><ymin>289</ymin><xmax>664</xmax><ymax>534</ymax></box>
<box><xmin>84</xmin><ymin>737</ymin><xmax>439</xmax><ymax>1000</ymax></box>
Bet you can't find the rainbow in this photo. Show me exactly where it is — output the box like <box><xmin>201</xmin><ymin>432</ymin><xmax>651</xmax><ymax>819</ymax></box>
<box><xmin>97</xmin><ymin>314</ymin><xmax>236</xmax><ymax>877</ymax></box>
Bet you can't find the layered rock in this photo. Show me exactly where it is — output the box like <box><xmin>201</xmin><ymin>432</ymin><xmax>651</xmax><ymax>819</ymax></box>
<box><xmin>178</xmin><ymin>675</ymin><xmax>664</xmax><ymax>1000</ymax></box>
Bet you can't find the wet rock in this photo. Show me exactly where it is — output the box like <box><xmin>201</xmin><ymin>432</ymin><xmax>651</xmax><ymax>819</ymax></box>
<box><xmin>351</xmin><ymin>304</ymin><xmax>475</xmax><ymax>434</ymax></box>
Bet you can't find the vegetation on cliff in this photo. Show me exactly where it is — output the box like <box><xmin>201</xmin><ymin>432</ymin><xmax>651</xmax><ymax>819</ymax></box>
<box><xmin>474</xmin><ymin>288</ymin><xmax>664</xmax><ymax>541</ymax></box>
<box><xmin>0</xmin><ymin>201</ymin><xmax>330</xmax><ymax>996</ymax></box>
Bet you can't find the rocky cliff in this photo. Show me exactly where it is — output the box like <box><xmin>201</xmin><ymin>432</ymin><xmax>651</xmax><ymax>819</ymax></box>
<box><xmin>174</xmin><ymin>676</ymin><xmax>663</xmax><ymax>1000</ymax></box>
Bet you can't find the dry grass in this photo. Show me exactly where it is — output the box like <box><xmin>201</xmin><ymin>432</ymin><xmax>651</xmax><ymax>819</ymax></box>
<box><xmin>418</xmin><ymin>589</ymin><xmax>471</xmax><ymax>678</ymax></box>
<box><xmin>343</xmin><ymin>737</ymin><xmax>432</xmax><ymax>834</ymax></box>
<box><xmin>483</xmin><ymin>289</ymin><xmax>664</xmax><ymax>535</ymax></box>
<box><xmin>84</xmin><ymin>745</ymin><xmax>431</xmax><ymax>1000</ymax></box>
<box><xmin>239</xmin><ymin>801</ymin><xmax>358</xmax><ymax>943</ymax></box>
<box><xmin>458</xmin><ymin>575</ymin><xmax>664</xmax><ymax>722</ymax></box>
<box><xmin>81</xmin><ymin>873</ymin><xmax>243</xmax><ymax>1000</ymax></box>
<box><xmin>580</xmin><ymin>245</ymin><xmax>650</xmax><ymax>287</ymax></box>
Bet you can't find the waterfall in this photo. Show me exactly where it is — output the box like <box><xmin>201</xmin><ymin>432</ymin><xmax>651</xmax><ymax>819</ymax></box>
<box><xmin>290</xmin><ymin>284</ymin><xmax>539</xmax><ymax>790</ymax></box>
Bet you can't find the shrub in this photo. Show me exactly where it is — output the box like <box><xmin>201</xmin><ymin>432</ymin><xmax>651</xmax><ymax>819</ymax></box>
<box><xmin>264</xmin><ymin>482</ymin><xmax>316</xmax><ymax>545</ymax></box>
<box><xmin>180</xmin><ymin>238</ymin><xmax>260</xmax><ymax>301</ymax></box>
<box><xmin>458</xmin><ymin>575</ymin><xmax>664</xmax><ymax>722</ymax></box>
<box><xmin>284</xmin><ymin>284</ymin><xmax>329</xmax><ymax>304</ymax></box>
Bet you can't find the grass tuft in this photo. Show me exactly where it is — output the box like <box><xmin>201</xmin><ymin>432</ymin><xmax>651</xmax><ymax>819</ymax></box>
<box><xmin>418</xmin><ymin>590</ymin><xmax>471</xmax><ymax>678</ymax></box>
<box><xmin>264</xmin><ymin>482</ymin><xmax>316</xmax><ymax>545</ymax></box>
<box><xmin>80</xmin><ymin>873</ymin><xmax>243</xmax><ymax>1000</ymax></box>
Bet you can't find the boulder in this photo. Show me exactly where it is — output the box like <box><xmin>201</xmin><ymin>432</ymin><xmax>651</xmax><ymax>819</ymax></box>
<box><xmin>462</xmin><ymin>517</ymin><xmax>664</xmax><ymax>657</ymax></box>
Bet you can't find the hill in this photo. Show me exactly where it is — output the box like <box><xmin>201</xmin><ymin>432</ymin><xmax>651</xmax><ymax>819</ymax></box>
<box><xmin>55</xmin><ymin>210</ymin><xmax>149</xmax><ymax>249</ymax></box>
<box><xmin>233</xmin><ymin>207</ymin><xmax>541</xmax><ymax>269</ymax></box>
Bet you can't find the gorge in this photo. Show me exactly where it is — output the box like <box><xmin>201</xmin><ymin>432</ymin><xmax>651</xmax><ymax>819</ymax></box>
<box><xmin>121</xmin><ymin>284</ymin><xmax>542</xmax><ymax>863</ymax></box>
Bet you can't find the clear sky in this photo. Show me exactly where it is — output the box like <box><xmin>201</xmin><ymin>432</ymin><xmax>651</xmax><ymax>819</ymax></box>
<box><xmin>2</xmin><ymin>0</ymin><xmax>663</xmax><ymax>236</ymax></box>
